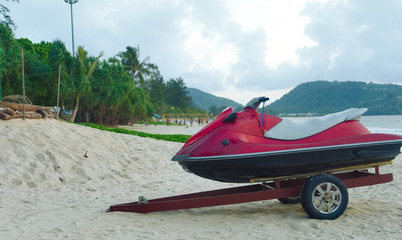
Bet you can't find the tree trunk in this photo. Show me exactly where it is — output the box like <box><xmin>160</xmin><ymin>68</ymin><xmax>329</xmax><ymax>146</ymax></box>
<box><xmin>132</xmin><ymin>68</ymin><xmax>138</xmax><ymax>87</ymax></box>
<box><xmin>70</xmin><ymin>96</ymin><xmax>80</xmax><ymax>122</ymax></box>
<box><xmin>0</xmin><ymin>102</ymin><xmax>53</xmax><ymax>111</ymax></box>
<box><xmin>100</xmin><ymin>105</ymin><xmax>105</xmax><ymax>125</ymax></box>
<box><xmin>59</xmin><ymin>98</ymin><xmax>66</xmax><ymax>120</ymax></box>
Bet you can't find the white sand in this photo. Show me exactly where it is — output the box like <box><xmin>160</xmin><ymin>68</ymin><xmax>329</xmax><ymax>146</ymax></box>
<box><xmin>119</xmin><ymin>123</ymin><xmax>203</xmax><ymax>135</ymax></box>
<box><xmin>1</xmin><ymin>119</ymin><xmax>402</xmax><ymax>239</ymax></box>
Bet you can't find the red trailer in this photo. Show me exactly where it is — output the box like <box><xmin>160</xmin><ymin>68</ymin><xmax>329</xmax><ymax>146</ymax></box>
<box><xmin>109</xmin><ymin>165</ymin><xmax>392</xmax><ymax>219</ymax></box>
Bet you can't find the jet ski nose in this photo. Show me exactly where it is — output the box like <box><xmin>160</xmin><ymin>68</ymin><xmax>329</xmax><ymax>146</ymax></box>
<box><xmin>171</xmin><ymin>154</ymin><xmax>189</xmax><ymax>161</ymax></box>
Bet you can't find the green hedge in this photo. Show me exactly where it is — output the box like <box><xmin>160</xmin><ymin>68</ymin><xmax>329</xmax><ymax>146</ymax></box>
<box><xmin>74</xmin><ymin>122</ymin><xmax>191</xmax><ymax>143</ymax></box>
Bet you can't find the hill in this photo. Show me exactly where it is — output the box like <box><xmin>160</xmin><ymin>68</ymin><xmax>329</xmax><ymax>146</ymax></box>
<box><xmin>268</xmin><ymin>81</ymin><xmax>402</xmax><ymax>115</ymax></box>
<box><xmin>187</xmin><ymin>87</ymin><xmax>243</xmax><ymax>111</ymax></box>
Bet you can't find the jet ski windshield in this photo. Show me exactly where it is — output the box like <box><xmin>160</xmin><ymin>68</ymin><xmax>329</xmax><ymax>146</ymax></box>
<box><xmin>244</xmin><ymin>96</ymin><xmax>269</xmax><ymax>110</ymax></box>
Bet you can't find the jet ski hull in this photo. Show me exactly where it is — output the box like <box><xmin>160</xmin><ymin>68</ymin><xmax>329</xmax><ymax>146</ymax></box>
<box><xmin>173</xmin><ymin>140</ymin><xmax>402</xmax><ymax>183</ymax></box>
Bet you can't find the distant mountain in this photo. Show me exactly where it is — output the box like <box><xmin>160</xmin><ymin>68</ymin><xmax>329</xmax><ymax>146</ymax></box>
<box><xmin>187</xmin><ymin>88</ymin><xmax>243</xmax><ymax>111</ymax></box>
<box><xmin>268</xmin><ymin>81</ymin><xmax>402</xmax><ymax>115</ymax></box>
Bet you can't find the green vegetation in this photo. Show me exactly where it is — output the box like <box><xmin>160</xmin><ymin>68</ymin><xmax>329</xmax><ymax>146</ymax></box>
<box><xmin>74</xmin><ymin>122</ymin><xmax>191</xmax><ymax>143</ymax></box>
<box><xmin>269</xmin><ymin>81</ymin><xmax>402</xmax><ymax>115</ymax></box>
<box><xmin>0</xmin><ymin>22</ymin><xmax>206</xmax><ymax>125</ymax></box>
<box><xmin>137</xmin><ymin>120</ymin><xmax>182</xmax><ymax>126</ymax></box>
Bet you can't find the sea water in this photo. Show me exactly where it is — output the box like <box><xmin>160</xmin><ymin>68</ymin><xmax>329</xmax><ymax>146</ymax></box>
<box><xmin>361</xmin><ymin>115</ymin><xmax>402</xmax><ymax>135</ymax></box>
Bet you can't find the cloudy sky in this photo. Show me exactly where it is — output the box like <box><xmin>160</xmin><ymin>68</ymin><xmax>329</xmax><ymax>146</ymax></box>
<box><xmin>6</xmin><ymin>0</ymin><xmax>402</xmax><ymax>104</ymax></box>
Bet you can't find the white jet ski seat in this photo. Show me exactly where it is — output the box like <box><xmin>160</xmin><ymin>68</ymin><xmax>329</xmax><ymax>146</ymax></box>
<box><xmin>264</xmin><ymin>108</ymin><xmax>368</xmax><ymax>140</ymax></box>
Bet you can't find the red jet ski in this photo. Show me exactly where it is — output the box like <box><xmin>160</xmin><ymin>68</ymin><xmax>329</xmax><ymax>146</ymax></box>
<box><xmin>172</xmin><ymin>97</ymin><xmax>402</xmax><ymax>183</ymax></box>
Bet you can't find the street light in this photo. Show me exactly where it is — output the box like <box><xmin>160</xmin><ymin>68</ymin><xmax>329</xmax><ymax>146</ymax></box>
<box><xmin>64</xmin><ymin>0</ymin><xmax>79</xmax><ymax>57</ymax></box>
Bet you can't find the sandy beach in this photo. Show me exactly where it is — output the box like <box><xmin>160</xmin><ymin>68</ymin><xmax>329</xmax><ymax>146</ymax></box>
<box><xmin>1</xmin><ymin>119</ymin><xmax>402</xmax><ymax>239</ymax></box>
<box><xmin>119</xmin><ymin>123</ymin><xmax>203</xmax><ymax>135</ymax></box>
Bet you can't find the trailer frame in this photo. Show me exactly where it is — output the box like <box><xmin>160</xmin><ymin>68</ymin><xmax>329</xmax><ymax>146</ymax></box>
<box><xmin>109</xmin><ymin>166</ymin><xmax>392</xmax><ymax>216</ymax></box>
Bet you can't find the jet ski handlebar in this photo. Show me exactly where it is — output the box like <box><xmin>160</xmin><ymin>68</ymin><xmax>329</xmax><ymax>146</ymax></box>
<box><xmin>244</xmin><ymin>96</ymin><xmax>270</xmax><ymax>110</ymax></box>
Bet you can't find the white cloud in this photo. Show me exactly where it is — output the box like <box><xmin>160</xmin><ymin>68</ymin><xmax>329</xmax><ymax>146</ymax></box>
<box><xmin>224</xmin><ymin>0</ymin><xmax>317</xmax><ymax>68</ymax></box>
<box><xmin>180</xmin><ymin>20</ymin><xmax>238</xmax><ymax>72</ymax></box>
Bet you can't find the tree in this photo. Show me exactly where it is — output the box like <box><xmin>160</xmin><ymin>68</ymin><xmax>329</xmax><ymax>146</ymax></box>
<box><xmin>0</xmin><ymin>21</ymin><xmax>20</xmax><ymax>97</ymax></box>
<box><xmin>69</xmin><ymin>46</ymin><xmax>103</xmax><ymax>122</ymax></box>
<box><xmin>164</xmin><ymin>77</ymin><xmax>192</xmax><ymax>110</ymax></box>
<box><xmin>146</xmin><ymin>67</ymin><xmax>165</xmax><ymax>104</ymax></box>
<box><xmin>118</xmin><ymin>46</ymin><xmax>153</xmax><ymax>87</ymax></box>
<box><xmin>90</xmin><ymin>58</ymin><xmax>133</xmax><ymax>125</ymax></box>
<box><xmin>208</xmin><ymin>105</ymin><xmax>228</xmax><ymax>116</ymax></box>
<box><xmin>0</xmin><ymin>0</ymin><xmax>19</xmax><ymax>29</ymax></box>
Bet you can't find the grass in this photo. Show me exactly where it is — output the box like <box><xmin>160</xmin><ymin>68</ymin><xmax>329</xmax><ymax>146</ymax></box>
<box><xmin>137</xmin><ymin>120</ymin><xmax>182</xmax><ymax>126</ymax></box>
<box><xmin>74</xmin><ymin>122</ymin><xmax>191</xmax><ymax>143</ymax></box>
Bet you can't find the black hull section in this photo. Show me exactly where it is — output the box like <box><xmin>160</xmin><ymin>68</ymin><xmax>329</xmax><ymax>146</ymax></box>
<box><xmin>175</xmin><ymin>142</ymin><xmax>402</xmax><ymax>183</ymax></box>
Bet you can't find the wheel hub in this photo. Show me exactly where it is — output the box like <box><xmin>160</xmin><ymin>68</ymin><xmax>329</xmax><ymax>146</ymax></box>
<box><xmin>312</xmin><ymin>182</ymin><xmax>342</xmax><ymax>214</ymax></box>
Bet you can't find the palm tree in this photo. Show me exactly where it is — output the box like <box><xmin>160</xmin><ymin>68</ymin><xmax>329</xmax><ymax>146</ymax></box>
<box><xmin>70</xmin><ymin>46</ymin><xmax>103</xmax><ymax>122</ymax></box>
<box><xmin>0</xmin><ymin>0</ymin><xmax>19</xmax><ymax>29</ymax></box>
<box><xmin>118</xmin><ymin>46</ymin><xmax>153</xmax><ymax>87</ymax></box>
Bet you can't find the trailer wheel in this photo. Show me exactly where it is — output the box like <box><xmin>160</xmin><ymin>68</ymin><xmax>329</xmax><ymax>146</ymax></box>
<box><xmin>301</xmin><ymin>174</ymin><xmax>348</xmax><ymax>220</ymax></box>
<box><xmin>278</xmin><ymin>196</ymin><xmax>301</xmax><ymax>204</ymax></box>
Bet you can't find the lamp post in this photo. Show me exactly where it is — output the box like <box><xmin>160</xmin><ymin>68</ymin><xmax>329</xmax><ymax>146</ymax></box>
<box><xmin>64</xmin><ymin>0</ymin><xmax>79</xmax><ymax>57</ymax></box>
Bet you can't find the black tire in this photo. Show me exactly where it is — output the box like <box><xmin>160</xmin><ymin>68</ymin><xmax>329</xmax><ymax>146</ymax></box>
<box><xmin>278</xmin><ymin>196</ymin><xmax>301</xmax><ymax>204</ymax></box>
<box><xmin>301</xmin><ymin>174</ymin><xmax>348</xmax><ymax>220</ymax></box>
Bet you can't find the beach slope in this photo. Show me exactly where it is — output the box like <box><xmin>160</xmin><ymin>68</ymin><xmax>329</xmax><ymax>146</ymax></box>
<box><xmin>1</xmin><ymin>119</ymin><xmax>402</xmax><ymax>239</ymax></box>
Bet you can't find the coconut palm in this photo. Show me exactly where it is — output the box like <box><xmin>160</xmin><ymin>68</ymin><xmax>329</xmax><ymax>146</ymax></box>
<box><xmin>69</xmin><ymin>46</ymin><xmax>103</xmax><ymax>122</ymax></box>
<box><xmin>118</xmin><ymin>46</ymin><xmax>153</xmax><ymax>87</ymax></box>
